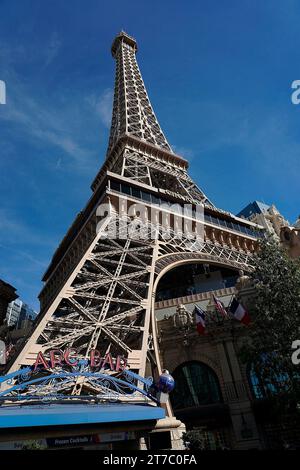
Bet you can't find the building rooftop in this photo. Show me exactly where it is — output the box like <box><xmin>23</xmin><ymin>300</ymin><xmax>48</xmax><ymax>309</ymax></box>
<box><xmin>237</xmin><ymin>201</ymin><xmax>271</xmax><ymax>219</ymax></box>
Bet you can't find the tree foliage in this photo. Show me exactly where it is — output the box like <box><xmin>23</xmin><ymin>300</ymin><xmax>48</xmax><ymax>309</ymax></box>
<box><xmin>240</xmin><ymin>236</ymin><xmax>300</xmax><ymax>408</ymax></box>
<box><xmin>182</xmin><ymin>430</ymin><xmax>226</xmax><ymax>450</ymax></box>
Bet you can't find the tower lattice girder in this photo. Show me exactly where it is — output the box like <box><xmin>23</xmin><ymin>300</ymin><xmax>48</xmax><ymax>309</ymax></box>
<box><xmin>7</xmin><ymin>32</ymin><xmax>261</xmax><ymax>399</ymax></box>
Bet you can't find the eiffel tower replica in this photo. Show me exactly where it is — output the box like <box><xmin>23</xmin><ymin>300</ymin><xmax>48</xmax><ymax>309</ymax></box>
<box><xmin>7</xmin><ymin>32</ymin><xmax>259</xmax><ymax>398</ymax></box>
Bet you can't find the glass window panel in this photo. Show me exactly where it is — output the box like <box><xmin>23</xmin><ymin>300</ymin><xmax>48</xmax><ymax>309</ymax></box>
<box><xmin>131</xmin><ymin>187</ymin><xmax>141</xmax><ymax>199</ymax></box>
<box><xmin>121</xmin><ymin>184</ymin><xmax>131</xmax><ymax>195</ymax></box>
<box><xmin>160</xmin><ymin>199</ymin><xmax>170</xmax><ymax>208</ymax></box>
<box><xmin>110</xmin><ymin>180</ymin><xmax>120</xmax><ymax>192</ymax></box>
<box><xmin>151</xmin><ymin>195</ymin><xmax>160</xmax><ymax>206</ymax></box>
<box><xmin>141</xmin><ymin>191</ymin><xmax>151</xmax><ymax>202</ymax></box>
<box><xmin>170</xmin><ymin>361</ymin><xmax>222</xmax><ymax>410</ymax></box>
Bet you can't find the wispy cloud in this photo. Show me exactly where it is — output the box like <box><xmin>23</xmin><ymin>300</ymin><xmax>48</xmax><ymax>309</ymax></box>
<box><xmin>0</xmin><ymin>209</ymin><xmax>54</xmax><ymax>248</ymax></box>
<box><xmin>0</xmin><ymin>244</ymin><xmax>47</xmax><ymax>270</ymax></box>
<box><xmin>44</xmin><ymin>32</ymin><xmax>61</xmax><ymax>68</ymax></box>
<box><xmin>193</xmin><ymin>100</ymin><xmax>300</xmax><ymax>180</ymax></box>
<box><xmin>0</xmin><ymin>43</ymin><xmax>102</xmax><ymax>172</ymax></box>
<box><xmin>0</xmin><ymin>80</ymin><xmax>95</xmax><ymax>170</ymax></box>
<box><xmin>0</xmin><ymin>212</ymin><xmax>50</xmax><ymax>310</ymax></box>
<box><xmin>87</xmin><ymin>88</ymin><xmax>113</xmax><ymax>127</ymax></box>
<box><xmin>171</xmin><ymin>144</ymin><xmax>195</xmax><ymax>161</ymax></box>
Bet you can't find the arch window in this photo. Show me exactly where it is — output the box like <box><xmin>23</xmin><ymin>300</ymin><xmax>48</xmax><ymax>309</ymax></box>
<box><xmin>248</xmin><ymin>362</ymin><xmax>291</xmax><ymax>400</ymax></box>
<box><xmin>170</xmin><ymin>361</ymin><xmax>222</xmax><ymax>410</ymax></box>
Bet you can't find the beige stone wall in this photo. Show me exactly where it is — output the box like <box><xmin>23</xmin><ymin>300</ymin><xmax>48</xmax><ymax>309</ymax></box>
<box><xmin>280</xmin><ymin>226</ymin><xmax>300</xmax><ymax>259</ymax></box>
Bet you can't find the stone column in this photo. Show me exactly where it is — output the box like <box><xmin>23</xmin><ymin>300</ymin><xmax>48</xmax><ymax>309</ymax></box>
<box><xmin>218</xmin><ymin>338</ymin><xmax>261</xmax><ymax>449</ymax></box>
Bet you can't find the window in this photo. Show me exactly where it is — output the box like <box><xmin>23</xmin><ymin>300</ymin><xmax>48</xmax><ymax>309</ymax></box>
<box><xmin>131</xmin><ymin>187</ymin><xmax>141</xmax><ymax>199</ymax></box>
<box><xmin>151</xmin><ymin>195</ymin><xmax>160</xmax><ymax>206</ymax></box>
<box><xmin>110</xmin><ymin>180</ymin><xmax>120</xmax><ymax>192</ymax></box>
<box><xmin>248</xmin><ymin>359</ymin><xmax>292</xmax><ymax>400</ymax></box>
<box><xmin>121</xmin><ymin>184</ymin><xmax>131</xmax><ymax>195</ymax></box>
<box><xmin>170</xmin><ymin>361</ymin><xmax>222</xmax><ymax>410</ymax></box>
<box><xmin>210</xmin><ymin>216</ymin><xmax>219</xmax><ymax>226</ymax></box>
<box><xmin>141</xmin><ymin>191</ymin><xmax>151</xmax><ymax>202</ymax></box>
<box><xmin>160</xmin><ymin>198</ymin><xmax>170</xmax><ymax>208</ymax></box>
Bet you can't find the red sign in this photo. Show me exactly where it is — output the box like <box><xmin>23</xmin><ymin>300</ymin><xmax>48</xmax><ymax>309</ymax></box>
<box><xmin>33</xmin><ymin>348</ymin><xmax>128</xmax><ymax>372</ymax></box>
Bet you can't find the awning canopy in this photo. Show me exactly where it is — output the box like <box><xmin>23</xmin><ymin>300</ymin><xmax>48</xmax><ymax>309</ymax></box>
<box><xmin>0</xmin><ymin>403</ymin><xmax>165</xmax><ymax>429</ymax></box>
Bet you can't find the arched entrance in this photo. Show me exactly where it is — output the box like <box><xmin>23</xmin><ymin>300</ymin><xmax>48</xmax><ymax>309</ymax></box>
<box><xmin>151</xmin><ymin>259</ymin><xmax>239</xmax><ymax>447</ymax></box>
<box><xmin>169</xmin><ymin>361</ymin><xmax>231</xmax><ymax>450</ymax></box>
<box><xmin>170</xmin><ymin>361</ymin><xmax>222</xmax><ymax>410</ymax></box>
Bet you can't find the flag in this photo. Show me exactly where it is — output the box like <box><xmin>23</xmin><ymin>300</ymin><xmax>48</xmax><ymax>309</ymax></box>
<box><xmin>229</xmin><ymin>297</ymin><xmax>251</xmax><ymax>325</ymax></box>
<box><xmin>213</xmin><ymin>294</ymin><xmax>228</xmax><ymax>317</ymax></box>
<box><xmin>194</xmin><ymin>305</ymin><xmax>206</xmax><ymax>335</ymax></box>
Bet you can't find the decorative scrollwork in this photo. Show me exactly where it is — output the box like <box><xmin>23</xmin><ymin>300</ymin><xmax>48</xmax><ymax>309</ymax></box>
<box><xmin>144</xmin><ymin>376</ymin><xmax>154</xmax><ymax>392</ymax></box>
<box><xmin>0</xmin><ymin>368</ymin><xmax>158</xmax><ymax>406</ymax></box>
<box><xmin>122</xmin><ymin>369</ymin><xmax>135</xmax><ymax>383</ymax></box>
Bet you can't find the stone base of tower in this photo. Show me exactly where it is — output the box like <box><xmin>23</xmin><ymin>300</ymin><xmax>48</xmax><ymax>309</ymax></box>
<box><xmin>170</xmin><ymin>422</ymin><xmax>187</xmax><ymax>450</ymax></box>
<box><xmin>139</xmin><ymin>417</ymin><xmax>186</xmax><ymax>450</ymax></box>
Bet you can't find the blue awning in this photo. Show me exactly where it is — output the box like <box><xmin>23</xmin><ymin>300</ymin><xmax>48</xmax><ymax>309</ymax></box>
<box><xmin>0</xmin><ymin>403</ymin><xmax>165</xmax><ymax>429</ymax></box>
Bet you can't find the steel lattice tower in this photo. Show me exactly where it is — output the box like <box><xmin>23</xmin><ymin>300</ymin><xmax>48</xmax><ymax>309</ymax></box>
<box><xmin>7</xmin><ymin>32</ymin><xmax>260</xmax><ymax>399</ymax></box>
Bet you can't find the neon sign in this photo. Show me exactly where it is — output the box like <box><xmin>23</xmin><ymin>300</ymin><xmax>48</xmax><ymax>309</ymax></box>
<box><xmin>33</xmin><ymin>348</ymin><xmax>128</xmax><ymax>372</ymax></box>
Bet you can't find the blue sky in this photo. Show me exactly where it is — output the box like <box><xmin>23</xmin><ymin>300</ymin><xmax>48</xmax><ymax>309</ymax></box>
<box><xmin>0</xmin><ymin>0</ymin><xmax>299</xmax><ymax>310</ymax></box>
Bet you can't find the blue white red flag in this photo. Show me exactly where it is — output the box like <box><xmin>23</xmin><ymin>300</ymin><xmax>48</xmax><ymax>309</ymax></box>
<box><xmin>194</xmin><ymin>305</ymin><xmax>206</xmax><ymax>335</ymax></box>
<box><xmin>213</xmin><ymin>294</ymin><xmax>228</xmax><ymax>317</ymax></box>
<box><xmin>229</xmin><ymin>297</ymin><xmax>251</xmax><ymax>325</ymax></box>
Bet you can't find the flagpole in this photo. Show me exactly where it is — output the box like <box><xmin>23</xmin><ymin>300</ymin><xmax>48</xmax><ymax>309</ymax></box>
<box><xmin>226</xmin><ymin>293</ymin><xmax>237</xmax><ymax>320</ymax></box>
<box><xmin>227</xmin><ymin>293</ymin><xmax>235</xmax><ymax>311</ymax></box>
